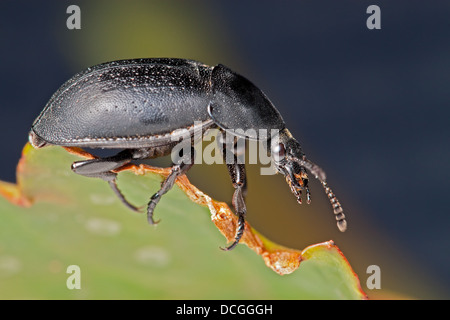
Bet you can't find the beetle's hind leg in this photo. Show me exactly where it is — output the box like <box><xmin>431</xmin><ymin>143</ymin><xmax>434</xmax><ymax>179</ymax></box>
<box><xmin>107</xmin><ymin>180</ymin><xmax>142</xmax><ymax>212</ymax></box>
<box><xmin>146</xmin><ymin>147</ymin><xmax>195</xmax><ymax>225</ymax></box>
<box><xmin>71</xmin><ymin>149</ymin><xmax>144</xmax><ymax>212</ymax></box>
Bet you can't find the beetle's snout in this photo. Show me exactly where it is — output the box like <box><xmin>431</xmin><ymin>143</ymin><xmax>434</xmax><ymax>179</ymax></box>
<box><xmin>28</xmin><ymin>130</ymin><xmax>48</xmax><ymax>149</ymax></box>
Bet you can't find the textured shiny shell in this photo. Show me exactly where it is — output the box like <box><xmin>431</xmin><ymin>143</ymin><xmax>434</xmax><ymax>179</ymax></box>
<box><xmin>31</xmin><ymin>58</ymin><xmax>214</xmax><ymax>148</ymax></box>
<box><xmin>30</xmin><ymin>58</ymin><xmax>286</xmax><ymax>148</ymax></box>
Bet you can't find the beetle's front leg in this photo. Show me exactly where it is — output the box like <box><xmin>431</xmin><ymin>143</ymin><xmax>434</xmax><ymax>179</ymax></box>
<box><xmin>222</xmin><ymin>162</ymin><xmax>247</xmax><ymax>251</ymax></box>
<box><xmin>220</xmin><ymin>136</ymin><xmax>247</xmax><ymax>251</ymax></box>
<box><xmin>146</xmin><ymin>147</ymin><xmax>195</xmax><ymax>225</ymax></box>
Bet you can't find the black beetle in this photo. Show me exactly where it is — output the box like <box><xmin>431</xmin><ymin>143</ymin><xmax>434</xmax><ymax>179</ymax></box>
<box><xmin>29</xmin><ymin>58</ymin><xmax>346</xmax><ymax>250</ymax></box>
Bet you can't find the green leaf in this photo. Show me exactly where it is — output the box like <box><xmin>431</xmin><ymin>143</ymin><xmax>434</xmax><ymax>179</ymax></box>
<box><xmin>0</xmin><ymin>144</ymin><xmax>367</xmax><ymax>299</ymax></box>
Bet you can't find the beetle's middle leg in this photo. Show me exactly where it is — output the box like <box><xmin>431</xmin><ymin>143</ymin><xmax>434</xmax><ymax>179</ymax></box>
<box><xmin>71</xmin><ymin>149</ymin><xmax>150</xmax><ymax>212</ymax></box>
<box><xmin>146</xmin><ymin>147</ymin><xmax>195</xmax><ymax>225</ymax></box>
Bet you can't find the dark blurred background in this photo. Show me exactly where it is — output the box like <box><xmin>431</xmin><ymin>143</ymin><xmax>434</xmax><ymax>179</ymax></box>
<box><xmin>0</xmin><ymin>0</ymin><xmax>449</xmax><ymax>299</ymax></box>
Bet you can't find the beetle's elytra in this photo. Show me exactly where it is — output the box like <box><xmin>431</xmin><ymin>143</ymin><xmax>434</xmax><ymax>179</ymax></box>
<box><xmin>29</xmin><ymin>58</ymin><xmax>346</xmax><ymax>250</ymax></box>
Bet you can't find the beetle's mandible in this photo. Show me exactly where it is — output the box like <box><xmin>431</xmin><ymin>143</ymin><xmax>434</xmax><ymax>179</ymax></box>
<box><xmin>29</xmin><ymin>58</ymin><xmax>347</xmax><ymax>250</ymax></box>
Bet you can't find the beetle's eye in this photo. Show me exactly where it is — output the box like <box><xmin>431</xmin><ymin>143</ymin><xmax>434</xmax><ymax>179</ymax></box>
<box><xmin>272</xmin><ymin>143</ymin><xmax>286</xmax><ymax>161</ymax></box>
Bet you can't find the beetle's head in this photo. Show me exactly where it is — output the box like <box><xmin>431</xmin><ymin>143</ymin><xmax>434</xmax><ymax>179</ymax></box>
<box><xmin>271</xmin><ymin>129</ymin><xmax>311</xmax><ymax>204</ymax></box>
<box><xmin>271</xmin><ymin>129</ymin><xmax>347</xmax><ymax>232</ymax></box>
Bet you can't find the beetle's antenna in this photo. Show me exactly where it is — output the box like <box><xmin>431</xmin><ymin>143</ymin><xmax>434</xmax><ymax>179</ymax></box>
<box><xmin>291</xmin><ymin>156</ymin><xmax>327</xmax><ymax>182</ymax></box>
<box><xmin>288</xmin><ymin>155</ymin><xmax>347</xmax><ymax>232</ymax></box>
<box><xmin>321</xmin><ymin>181</ymin><xmax>347</xmax><ymax>232</ymax></box>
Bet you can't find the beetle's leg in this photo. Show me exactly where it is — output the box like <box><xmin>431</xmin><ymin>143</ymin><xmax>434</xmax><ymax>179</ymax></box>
<box><xmin>222</xmin><ymin>163</ymin><xmax>247</xmax><ymax>251</ymax></box>
<box><xmin>220</xmin><ymin>135</ymin><xmax>247</xmax><ymax>251</ymax></box>
<box><xmin>107</xmin><ymin>180</ymin><xmax>142</xmax><ymax>212</ymax></box>
<box><xmin>146</xmin><ymin>147</ymin><xmax>195</xmax><ymax>225</ymax></box>
<box><xmin>71</xmin><ymin>149</ymin><xmax>143</xmax><ymax>212</ymax></box>
<box><xmin>235</xmin><ymin>137</ymin><xmax>248</xmax><ymax>201</ymax></box>
<box><xmin>217</xmin><ymin>131</ymin><xmax>248</xmax><ymax>201</ymax></box>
